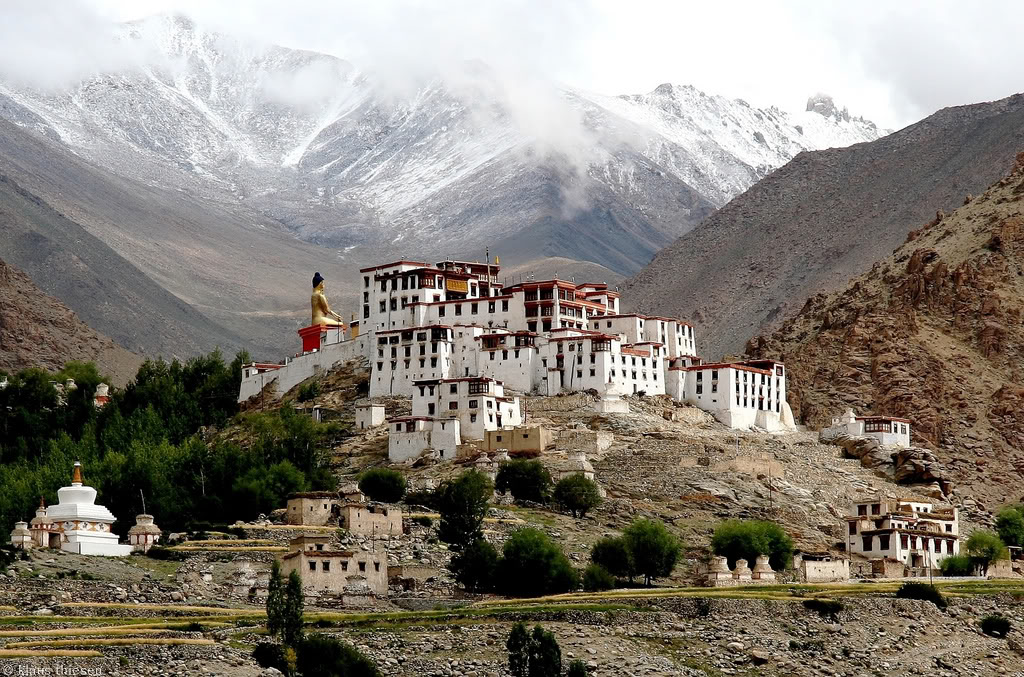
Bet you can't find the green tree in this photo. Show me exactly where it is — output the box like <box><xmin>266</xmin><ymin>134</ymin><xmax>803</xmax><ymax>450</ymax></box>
<box><xmin>266</xmin><ymin>559</ymin><xmax>285</xmax><ymax>637</ymax></box>
<box><xmin>995</xmin><ymin>505</ymin><xmax>1024</xmax><ymax>547</ymax></box>
<box><xmin>590</xmin><ymin>536</ymin><xmax>634</xmax><ymax>583</ymax></box>
<box><xmin>582</xmin><ymin>563</ymin><xmax>614</xmax><ymax>592</ymax></box>
<box><xmin>567</xmin><ymin>659</ymin><xmax>589</xmax><ymax>677</ymax></box>
<box><xmin>282</xmin><ymin>570</ymin><xmax>305</xmax><ymax>646</ymax></box>
<box><xmin>623</xmin><ymin>518</ymin><xmax>681</xmax><ymax>586</ymax></box>
<box><xmin>496</xmin><ymin>459</ymin><xmax>552</xmax><ymax>504</ymax></box>
<box><xmin>965</xmin><ymin>531</ymin><xmax>1008</xmax><ymax>575</ymax></box>
<box><xmin>449</xmin><ymin>538</ymin><xmax>499</xmax><ymax>593</ymax></box>
<box><xmin>296</xmin><ymin>634</ymin><xmax>381</xmax><ymax>677</ymax></box>
<box><xmin>436</xmin><ymin>470</ymin><xmax>493</xmax><ymax>551</ymax></box>
<box><xmin>552</xmin><ymin>474</ymin><xmax>601</xmax><ymax>518</ymax></box>
<box><xmin>710</xmin><ymin>519</ymin><xmax>793</xmax><ymax>571</ymax></box>
<box><xmin>528</xmin><ymin>625</ymin><xmax>561</xmax><ymax>677</ymax></box>
<box><xmin>939</xmin><ymin>554</ymin><xmax>974</xmax><ymax>576</ymax></box>
<box><xmin>358</xmin><ymin>468</ymin><xmax>407</xmax><ymax>503</ymax></box>
<box><xmin>507</xmin><ymin>622</ymin><xmax>531</xmax><ymax>677</ymax></box>
<box><xmin>496</xmin><ymin>528</ymin><xmax>579</xmax><ymax>597</ymax></box>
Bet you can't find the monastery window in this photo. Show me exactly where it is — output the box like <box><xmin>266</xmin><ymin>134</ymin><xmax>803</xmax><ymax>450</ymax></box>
<box><xmin>543</xmin><ymin>321</ymin><xmax>552</xmax><ymax>332</ymax></box>
<box><xmin>590</xmin><ymin>369</ymin><xmax>596</xmax><ymax>377</ymax></box>
<box><xmin>402</xmin><ymin>277</ymin><xmax>408</xmax><ymax>290</ymax></box>
<box><xmin>391</xmin><ymin>361</ymin><xmax>397</xmax><ymax>370</ymax></box>
<box><xmin>514</xmin><ymin>350</ymin><xmax>520</xmax><ymax>358</ymax></box>
<box><xmin>390</xmin><ymin>298</ymin><xmax>398</xmax><ymax>311</ymax></box>
<box><xmin>606</xmin><ymin>321</ymin><xmax>612</xmax><ymax>328</ymax></box>
<box><xmin>490</xmin><ymin>351</ymin><xmax>496</xmax><ymax>361</ymax></box>
<box><xmin>404</xmin><ymin>347</ymin><xmax>411</xmax><ymax>357</ymax></box>
<box><xmin>712</xmin><ymin>370</ymin><xmax>718</xmax><ymax>380</ymax></box>
<box><xmin>945</xmin><ymin>524</ymin><xmax>952</xmax><ymax>533</ymax></box>
<box><xmin>577</xmin><ymin>370</ymin><xmax>583</xmax><ymax>379</ymax></box>
<box><xmin>946</xmin><ymin>540</ymin><xmax>954</xmax><ymax>554</ymax></box>
<box><xmin>401</xmin><ymin>297</ymin><xmax>408</xmax><ymax>309</ymax></box>
<box><xmin>449</xmin><ymin>384</ymin><xmax>459</xmax><ymax>394</ymax></box>
<box><xmin>502</xmin><ymin>300</ymin><xmax>509</xmax><ymax>312</ymax></box>
<box><xmin>469</xmin><ymin>381</ymin><xmax>488</xmax><ymax>394</ymax></box>
<box><xmin>776</xmin><ymin>401</ymin><xmax>780</xmax><ymax>413</ymax></box>
<box><xmin>439</xmin><ymin>306</ymin><xmax>446</xmax><ymax>317</ymax></box>
<box><xmin>849</xmin><ymin>522</ymin><xmax>857</xmax><ymax>535</ymax></box>
<box><xmin>879</xmin><ymin>535</ymin><xmax>890</xmax><ymax>550</ymax></box>
<box><xmin>455</xmin><ymin>305</ymin><xmax>463</xmax><ymax>316</ymax></box>
<box><xmin>696</xmin><ymin>372</ymin><xmax>702</xmax><ymax>382</ymax></box>
<box><xmin>736</xmin><ymin>396</ymin><xmax>740</xmax><ymax>405</ymax></box>
<box><xmin>590</xmin><ymin>353</ymin><xmax>596</xmax><ymax>364</ymax></box>
<box><xmin>489</xmin><ymin>414</ymin><xmax>494</xmax><ymax>422</ymax></box>
<box><xmin>449</xmin><ymin>401</ymin><xmax>458</xmax><ymax>411</ymax></box>
<box><xmin>381</xmin><ymin>280</ymin><xmax>387</xmax><ymax>292</ymax></box>
<box><xmin>378</xmin><ymin>349</ymin><xmax>384</xmax><ymax>358</ymax></box>
<box><xmin>542</xmin><ymin>359</ymin><xmax>548</xmax><ymax>367</ymax></box>
<box><xmin>540</xmin><ymin>289</ymin><xmax>554</xmax><ymax>300</ymax></box>
<box><xmin>631</xmin><ymin>371</ymin><xmax>637</xmax><ymax>380</ymax></box>
<box><xmin>359</xmin><ymin>561</ymin><xmax>366</xmax><ymax>572</ymax></box>
<box><xmin>469</xmin><ymin>400</ymin><xmax>478</xmax><ymax>409</ymax></box>
<box><xmin>391</xmin><ymin>278</ymin><xmax>399</xmax><ymax>291</ymax></box>
<box><xmin>541</xmin><ymin>307</ymin><xmax>553</xmax><ymax>317</ymax></box>
<box><xmin>871</xmin><ymin>504</ymin><xmax>881</xmax><ymax>515</ymax></box>
<box><xmin>711</xmin><ymin>383</ymin><xmax>717</xmax><ymax>393</ymax></box>
<box><xmin>377</xmin><ymin>362</ymin><xmax>384</xmax><ymax>372</ymax></box>
<box><xmin>309</xmin><ymin>561</ymin><xmax>316</xmax><ymax>571</ymax></box>
<box><xmin>861</xmin><ymin>536</ymin><xmax>872</xmax><ymax>552</ymax></box>
<box><xmin>322</xmin><ymin>561</ymin><xmax>330</xmax><ymax>572</ymax></box>
<box><xmin>471</xmin><ymin>303</ymin><xmax>478</xmax><ymax>314</ymax></box>
<box><xmin>470</xmin><ymin>414</ymin><xmax>477</xmax><ymax>423</ymax></box>
<box><xmin>364</xmin><ymin>276</ymin><xmax>370</xmax><ymax>288</ymax></box>
<box><xmin>696</xmin><ymin>384</ymin><xmax>703</xmax><ymax>395</ymax></box>
<box><xmin>502</xmin><ymin>350</ymin><xmax>508</xmax><ymax>360</ymax></box>
<box><xmin>611</xmin><ymin>370</ymin><xmax>616</xmax><ymax>377</ymax></box>
<box><xmin>526</xmin><ymin>291</ymin><xmax>538</xmax><ymax>301</ymax></box>
<box><xmin>341</xmin><ymin>561</ymin><xmax>348</xmax><ymax>571</ymax></box>
<box><xmin>436</xmin><ymin>276</ymin><xmax>442</xmax><ymax>287</ymax></box>
<box><xmin>743</xmin><ymin>397</ymin><xmax>748</xmax><ymax>407</ymax></box>
<box><xmin>486</xmin><ymin>400</ymin><xmax>493</xmax><ymax>409</ymax></box>
<box><xmin>428</xmin><ymin>403</ymin><xmax>435</xmax><ymax>415</ymax></box>
<box><xmin>901</xmin><ymin>534</ymin><xmax>909</xmax><ymax>549</ymax></box>
<box><xmin>743</xmin><ymin>372</ymin><xmax>748</xmax><ymax>382</ymax></box>
<box><xmin>933</xmin><ymin>539</ymin><xmax>941</xmax><ymax>553</ymax></box>
<box><xmin>430</xmin><ymin>358</ymin><xmax>438</xmax><ymax>368</ymax></box>
<box><xmin>471</xmin><ymin>284</ymin><xmax>478</xmax><ymax>296</ymax></box>
<box><xmin>374</xmin><ymin>562</ymin><xmax>381</xmax><ymax>572</ymax></box>
<box><xmin>379</xmin><ymin>301</ymin><xmax>386</xmax><ymax>312</ymax></box>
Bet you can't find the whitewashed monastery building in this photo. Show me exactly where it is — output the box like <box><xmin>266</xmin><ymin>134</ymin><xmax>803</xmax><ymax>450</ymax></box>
<box><xmin>238</xmin><ymin>258</ymin><xmax>796</xmax><ymax>459</ymax></box>
<box><xmin>846</xmin><ymin>496</ymin><xmax>960</xmax><ymax>572</ymax></box>
<box><xmin>824</xmin><ymin>408</ymin><xmax>912</xmax><ymax>448</ymax></box>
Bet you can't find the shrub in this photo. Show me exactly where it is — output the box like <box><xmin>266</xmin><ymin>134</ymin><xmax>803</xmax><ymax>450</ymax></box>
<box><xmin>185</xmin><ymin>621</ymin><xmax>205</xmax><ymax>632</ymax></box>
<box><xmin>623</xmin><ymin>518</ymin><xmax>681</xmax><ymax>586</ymax></box>
<box><xmin>436</xmin><ymin>470</ymin><xmax>493</xmax><ymax>551</ymax></box>
<box><xmin>590</xmin><ymin>536</ymin><xmax>634</xmax><ymax>583</ymax></box>
<box><xmin>297</xmin><ymin>381</ymin><xmax>320</xmax><ymax>402</ymax></box>
<box><xmin>145</xmin><ymin>546</ymin><xmax>186</xmax><ymax>561</ymax></box>
<box><xmin>553</xmin><ymin>474</ymin><xmax>602</xmax><ymax>518</ymax></box>
<box><xmin>981</xmin><ymin>614</ymin><xmax>1012</xmax><ymax>638</ymax></box>
<box><xmin>507</xmin><ymin>623</ymin><xmax>561</xmax><ymax>677</ymax></box>
<box><xmin>995</xmin><ymin>505</ymin><xmax>1024</xmax><ymax>547</ymax></box>
<box><xmin>450</xmin><ymin>538</ymin><xmax>499</xmax><ymax>593</ymax></box>
<box><xmin>939</xmin><ymin>554</ymin><xmax>974</xmax><ymax>576</ymax></box>
<box><xmin>582</xmin><ymin>563</ymin><xmax>615</xmax><ymax>592</ymax></box>
<box><xmin>252</xmin><ymin>642</ymin><xmax>288</xmax><ymax>672</ymax></box>
<box><xmin>802</xmin><ymin>598</ymin><xmax>844</xmax><ymax>620</ymax></box>
<box><xmin>710</xmin><ymin>519</ymin><xmax>794</xmax><ymax>571</ymax></box>
<box><xmin>497</xmin><ymin>528</ymin><xmax>580</xmax><ymax>597</ymax></box>
<box><xmin>966</xmin><ymin>531</ymin><xmax>1008</xmax><ymax>575</ymax></box>
<box><xmin>496</xmin><ymin>459</ymin><xmax>552</xmax><ymax>504</ymax></box>
<box><xmin>403</xmin><ymin>488</ymin><xmax>437</xmax><ymax>510</ymax></box>
<box><xmin>895</xmin><ymin>582</ymin><xmax>947</xmax><ymax>610</ymax></box>
<box><xmin>568</xmin><ymin>659</ymin><xmax>588</xmax><ymax>677</ymax></box>
<box><xmin>297</xmin><ymin>634</ymin><xmax>381</xmax><ymax>677</ymax></box>
<box><xmin>358</xmin><ymin>468</ymin><xmax>407</xmax><ymax>503</ymax></box>
<box><xmin>411</xmin><ymin>515</ymin><xmax>433</xmax><ymax>527</ymax></box>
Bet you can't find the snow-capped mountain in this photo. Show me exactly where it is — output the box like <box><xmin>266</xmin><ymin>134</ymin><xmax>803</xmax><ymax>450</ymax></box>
<box><xmin>0</xmin><ymin>14</ymin><xmax>886</xmax><ymax>276</ymax></box>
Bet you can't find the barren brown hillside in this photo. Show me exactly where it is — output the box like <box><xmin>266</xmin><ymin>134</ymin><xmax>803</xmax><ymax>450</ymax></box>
<box><xmin>0</xmin><ymin>258</ymin><xmax>141</xmax><ymax>384</ymax></box>
<box><xmin>624</xmin><ymin>93</ymin><xmax>1024</xmax><ymax>360</ymax></box>
<box><xmin>746</xmin><ymin>154</ymin><xmax>1024</xmax><ymax>507</ymax></box>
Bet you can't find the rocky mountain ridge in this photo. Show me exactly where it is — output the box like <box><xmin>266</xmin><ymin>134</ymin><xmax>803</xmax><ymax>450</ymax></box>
<box><xmin>0</xmin><ymin>14</ymin><xmax>884</xmax><ymax>277</ymax></box>
<box><xmin>624</xmin><ymin>93</ymin><xmax>1024</xmax><ymax>360</ymax></box>
<box><xmin>745</xmin><ymin>153</ymin><xmax>1024</xmax><ymax>508</ymax></box>
<box><xmin>0</xmin><ymin>257</ymin><xmax>141</xmax><ymax>383</ymax></box>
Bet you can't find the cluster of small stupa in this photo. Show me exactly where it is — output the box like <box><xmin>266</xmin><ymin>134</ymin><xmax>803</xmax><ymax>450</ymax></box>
<box><xmin>9</xmin><ymin>462</ymin><xmax>160</xmax><ymax>556</ymax></box>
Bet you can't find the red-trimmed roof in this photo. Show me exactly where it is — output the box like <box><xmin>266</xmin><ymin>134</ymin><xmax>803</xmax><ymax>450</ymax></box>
<box><xmin>377</xmin><ymin>324</ymin><xmax>452</xmax><ymax>335</ymax></box>
<box><xmin>685</xmin><ymin>362</ymin><xmax>772</xmax><ymax>375</ymax></box>
<box><xmin>857</xmin><ymin>416</ymin><xmax>912</xmax><ymax>424</ymax></box>
<box><xmin>359</xmin><ymin>260</ymin><xmax>430</xmax><ymax>273</ymax></box>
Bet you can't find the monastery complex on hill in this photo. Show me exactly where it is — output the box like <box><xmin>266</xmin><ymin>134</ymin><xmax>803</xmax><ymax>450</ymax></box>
<box><xmin>239</xmin><ymin>259</ymin><xmax>796</xmax><ymax>464</ymax></box>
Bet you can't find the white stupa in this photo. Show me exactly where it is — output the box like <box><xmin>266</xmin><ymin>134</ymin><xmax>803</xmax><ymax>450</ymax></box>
<box><xmin>45</xmin><ymin>461</ymin><xmax>132</xmax><ymax>556</ymax></box>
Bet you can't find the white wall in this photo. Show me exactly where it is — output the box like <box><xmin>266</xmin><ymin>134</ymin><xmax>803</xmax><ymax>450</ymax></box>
<box><xmin>238</xmin><ymin>335</ymin><xmax>369</xmax><ymax>402</ymax></box>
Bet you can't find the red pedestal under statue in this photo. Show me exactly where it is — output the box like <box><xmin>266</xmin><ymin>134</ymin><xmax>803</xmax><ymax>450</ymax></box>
<box><xmin>298</xmin><ymin>324</ymin><xmax>327</xmax><ymax>352</ymax></box>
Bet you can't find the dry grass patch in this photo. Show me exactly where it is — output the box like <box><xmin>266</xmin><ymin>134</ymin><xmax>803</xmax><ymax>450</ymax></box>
<box><xmin>59</xmin><ymin>602</ymin><xmax>264</xmax><ymax>615</ymax></box>
<box><xmin>180</xmin><ymin>539</ymin><xmax>276</xmax><ymax>546</ymax></box>
<box><xmin>0</xmin><ymin>649</ymin><xmax>102</xmax><ymax>657</ymax></box>
<box><xmin>8</xmin><ymin>638</ymin><xmax>216</xmax><ymax>648</ymax></box>
<box><xmin>170</xmin><ymin>545</ymin><xmax>287</xmax><ymax>552</ymax></box>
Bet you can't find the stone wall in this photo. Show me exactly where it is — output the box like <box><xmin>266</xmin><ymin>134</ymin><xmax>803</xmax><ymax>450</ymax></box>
<box><xmin>799</xmin><ymin>558</ymin><xmax>850</xmax><ymax>583</ymax></box>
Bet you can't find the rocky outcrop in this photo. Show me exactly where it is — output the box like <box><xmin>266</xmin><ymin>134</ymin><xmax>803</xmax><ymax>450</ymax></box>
<box><xmin>824</xmin><ymin>433</ymin><xmax>952</xmax><ymax>497</ymax></box>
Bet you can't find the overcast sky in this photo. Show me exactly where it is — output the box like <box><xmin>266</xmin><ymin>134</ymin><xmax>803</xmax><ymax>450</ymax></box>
<box><xmin>13</xmin><ymin>0</ymin><xmax>1024</xmax><ymax>130</ymax></box>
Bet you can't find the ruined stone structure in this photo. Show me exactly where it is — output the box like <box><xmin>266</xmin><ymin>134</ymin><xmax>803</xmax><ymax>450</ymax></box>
<box><xmin>338</xmin><ymin>502</ymin><xmax>403</xmax><ymax>538</ymax></box>
<box><xmin>279</xmin><ymin>534</ymin><xmax>388</xmax><ymax>597</ymax></box>
<box><xmin>285</xmin><ymin>491</ymin><xmax>340</xmax><ymax>526</ymax></box>
<box><xmin>482</xmin><ymin>425</ymin><xmax>554</xmax><ymax>455</ymax></box>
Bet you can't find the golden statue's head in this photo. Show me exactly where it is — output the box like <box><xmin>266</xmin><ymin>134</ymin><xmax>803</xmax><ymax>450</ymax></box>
<box><xmin>312</xmin><ymin>271</ymin><xmax>325</xmax><ymax>292</ymax></box>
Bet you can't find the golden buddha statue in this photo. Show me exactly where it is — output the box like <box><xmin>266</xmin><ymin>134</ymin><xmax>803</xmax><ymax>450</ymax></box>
<box><xmin>311</xmin><ymin>272</ymin><xmax>346</xmax><ymax>327</ymax></box>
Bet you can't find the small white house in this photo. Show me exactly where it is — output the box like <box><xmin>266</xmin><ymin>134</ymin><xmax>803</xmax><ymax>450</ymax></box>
<box><xmin>410</xmin><ymin>376</ymin><xmax>522</xmax><ymax>440</ymax></box>
<box><xmin>355</xmin><ymin>403</ymin><xmax>386</xmax><ymax>430</ymax></box>
<box><xmin>388</xmin><ymin>417</ymin><xmax>461</xmax><ymax>462</ymax></box>
<box><xmin>825</xmin><ymin>409</ymin><xmax>912</xmax><ymax>448</ymax></box>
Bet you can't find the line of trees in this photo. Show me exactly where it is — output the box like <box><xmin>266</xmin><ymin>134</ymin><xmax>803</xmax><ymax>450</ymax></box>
<box><xmin>0</xmin><ymin>353</ymin><xmax>338</xmax><ymax>535</ymax></box>
<box><xmin>495</xmin><ymin>459</ymin><xmax>602</xmax><ymax>518</ymax></box>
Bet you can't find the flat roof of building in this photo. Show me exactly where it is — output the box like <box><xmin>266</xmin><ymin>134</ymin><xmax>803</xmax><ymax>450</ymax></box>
<box><xmin>359</xmin><ymin>260</ymin><xmax>431</xmax><ymax>273</ymax></box>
